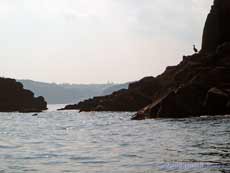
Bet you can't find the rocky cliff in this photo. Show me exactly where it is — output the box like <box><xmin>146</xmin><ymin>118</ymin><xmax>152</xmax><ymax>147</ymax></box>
<box><xmin>132</xmin><ymin>0</ymin><xmax>230</xmax><ymax>119</ymax></box>
<box><xmin>61</xmin><ymin>0</ymin><xmax>230</xmax><ymax>119</ymax></box>
<box><xmin>201</xmin><ymin>0</ymin><xmax>230</xmax><ymax>53</ymax></box>
<box><xmin>0</xmin><ymin>78</ymin><xmax>47</xmax><ymax>112</ymax></box>
<box><xmin>132</xmin><ymin>43</ymin><xmax>230</xmax><ymax>119</ymax></box>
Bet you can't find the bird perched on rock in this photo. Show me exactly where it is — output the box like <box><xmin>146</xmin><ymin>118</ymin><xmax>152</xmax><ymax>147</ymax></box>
<box><xmin>193</xmin><ymin>44</ymin><xmax>198</xmax><ymax>53</ymax></box>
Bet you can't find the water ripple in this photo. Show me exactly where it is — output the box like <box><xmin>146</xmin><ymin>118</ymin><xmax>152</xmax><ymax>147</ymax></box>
<box><xmin>0</xmin><ymin>108</ymin><xmax>229</xmax><ymax>173</ymax></box>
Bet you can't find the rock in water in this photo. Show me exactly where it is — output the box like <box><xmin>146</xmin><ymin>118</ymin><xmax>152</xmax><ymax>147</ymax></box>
<box><xmin>61</xmin><ymin>0</ymin><xmax>230</xmax><ymax>119</ymax></box>
<box><xmin>0</xmin><ymin>78</ymin><xmax>47</xmax><ymax>112</ymax></box>
<box><xmin>132</xmin><ymin>42</ymin><xmax>230</xmax><ymax>120</ymax></box>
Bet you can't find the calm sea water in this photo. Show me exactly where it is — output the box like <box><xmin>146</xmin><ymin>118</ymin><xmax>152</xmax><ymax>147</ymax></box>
<box><xmin>0</xmin><ymin>105</ymin><xmax>229</xmax><ymax>173</ymax></box>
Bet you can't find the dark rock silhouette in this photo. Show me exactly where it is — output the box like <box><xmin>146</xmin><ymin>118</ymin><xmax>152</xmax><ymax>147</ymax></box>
<box><xmin>0</xmin><ymin>78</ymin><xmax>47</xmax><ymax>112</ymax></box>
<box><xmin>132</xmin><ymin>0</ymin><xmax>230</xmax><ymax>119</ymax></box>
<box><xmin>204</xmin><ymin>87</ymin><xmax>229</xmax><ymax>115</ymax></box>
<box><xmin>61</xmin><ymin>0</ymin><xmax>230</xmax><ymax>119</ymax></box>
<box><xmin>201</xmin><ymin>0</ymin><xmax>230</xmax><ymax>53</ymax></box>
<box><xmin>132</xmin><ymin>42</ymin><xmax>230</xmax><ymax>120</ymax></box>
<box><xmin>59</xmin><ymin>77</ymin><xmax>161</xmax><ymax>112</ymax></box>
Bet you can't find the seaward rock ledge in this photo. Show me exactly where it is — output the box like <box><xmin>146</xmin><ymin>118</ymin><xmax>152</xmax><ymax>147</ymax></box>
<box><xmin>0</xmin><ymin>77</ymin><xmax>47</xmax><ymax>113</ymax></box>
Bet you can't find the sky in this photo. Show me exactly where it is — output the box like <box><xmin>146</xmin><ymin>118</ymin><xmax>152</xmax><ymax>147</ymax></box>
<box><xmin>0</xmin><ymin>0</ymin><xmax>212</xmax><ymax>84</ymax></box>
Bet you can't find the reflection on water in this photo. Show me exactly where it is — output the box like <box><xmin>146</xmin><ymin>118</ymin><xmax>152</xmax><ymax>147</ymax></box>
<box><xmin>0</xmin><ymin>106</ymin><xmax>229</xmax><ymax>173</ymax></box>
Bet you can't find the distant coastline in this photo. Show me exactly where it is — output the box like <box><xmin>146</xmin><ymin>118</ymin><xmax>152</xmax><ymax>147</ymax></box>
<box><xmin>19</xmin><ymin>79</ymin><xmax>129</xmax><ymax>104</ymax></box>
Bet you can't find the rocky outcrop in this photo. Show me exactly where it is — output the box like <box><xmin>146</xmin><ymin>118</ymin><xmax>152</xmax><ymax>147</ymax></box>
<box><xmin>61</xmin><ymin>0</ymin><xmax>230</xmax><ymax>119</ymax></box>
<box><xmin>132</xmin><ymin>42</ymin><xmax>230</xmax><ymax>120</ymax></box>
<box><xmin>0</xmin><ymin>78</ymin><xmax>47</xmax><ymax>112</ymax></box>
<box><xmin>59</xmin><ymin>77</ymin><xmax>161</xmax><ymax>112</ymax></box>
<box><xmin>132</xmin><ymin>0</ymin><xmax>230</xmax><ymax>119</ymax></box>
<box><xmin>201</xmin><ymin>0</ymin><xmax>230</xmax><ymax>53</ymax></box>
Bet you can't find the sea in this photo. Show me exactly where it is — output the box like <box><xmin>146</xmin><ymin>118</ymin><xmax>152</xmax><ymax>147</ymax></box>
<box><xmin>0</xmin><ymin>104</ymin><xmax>229</xmax><ymax>173</ymax></box>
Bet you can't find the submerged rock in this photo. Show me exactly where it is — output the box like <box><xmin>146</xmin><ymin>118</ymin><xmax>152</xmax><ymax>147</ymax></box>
<box><xmin>0</xmin><ymin>78</ymin><xmax>47</xmax><ymax>112</ymax></box>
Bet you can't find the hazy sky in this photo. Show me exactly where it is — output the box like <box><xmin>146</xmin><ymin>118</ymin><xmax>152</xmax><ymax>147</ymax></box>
<box><xmin>0</xmin><ymin>0</ymin><xmax>212</xmax><ymax>84</ymax></box>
